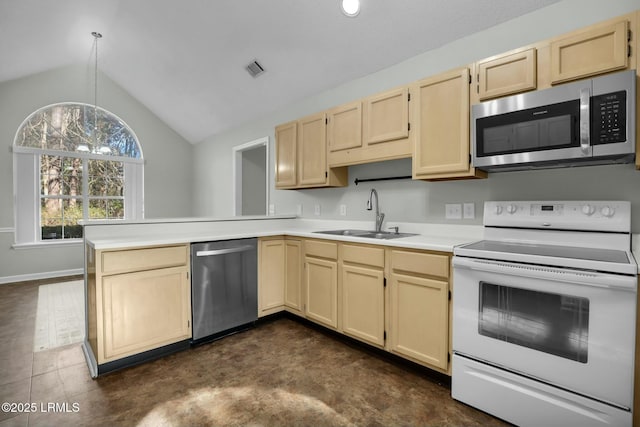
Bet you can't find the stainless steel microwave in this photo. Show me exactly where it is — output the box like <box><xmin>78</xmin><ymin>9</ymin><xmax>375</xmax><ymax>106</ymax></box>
<box><xmin>472</xmin><ymin>70</ymin><xmax>636</xmax><ymax>171</ymax></box>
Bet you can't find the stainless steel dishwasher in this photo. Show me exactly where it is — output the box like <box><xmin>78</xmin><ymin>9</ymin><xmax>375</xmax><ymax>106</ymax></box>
<box><xmin>190</xmin><ymin>238</ymin><xmax>257</xmax><ymax>343</ymax></box>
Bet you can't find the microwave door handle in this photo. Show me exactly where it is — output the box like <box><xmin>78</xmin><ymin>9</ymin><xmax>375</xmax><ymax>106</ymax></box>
<box><xmin>579</xmin><ymin>87</ymin><xmax>590</xmax><ymax>154</ymax></box>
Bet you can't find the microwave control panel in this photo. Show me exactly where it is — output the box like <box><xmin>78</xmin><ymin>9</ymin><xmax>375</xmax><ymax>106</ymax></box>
<box><xmin>591</xmin><ymin>90</ymin><xmax>626</xmax><ymax>145</ymax></box>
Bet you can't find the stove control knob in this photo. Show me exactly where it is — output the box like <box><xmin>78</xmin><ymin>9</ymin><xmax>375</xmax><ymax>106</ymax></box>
<box><xmin>581</xmin><ymin>204</ymin><xmax>595</xmax><ymax>216</ymax></box>
<box><xmin>600</xmin><ymin>206</ymin><xmax>615</xmax><ymax>218</ymax></box>
<box><xmin>494</xmin><ymin>205</ymin><xmax>503</xmax><ymax>215</ymax></box>
<box><xmin>506</xmin><ymin>204</ymin><xmax>517</xmax><ymax>214</ymax></box>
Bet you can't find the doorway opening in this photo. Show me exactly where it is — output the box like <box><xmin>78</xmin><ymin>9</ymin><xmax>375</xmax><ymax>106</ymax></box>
<box><xmin>233</xmin><ymin>137</ymin><xmax>269</xmax><ymax>216</ymax></box>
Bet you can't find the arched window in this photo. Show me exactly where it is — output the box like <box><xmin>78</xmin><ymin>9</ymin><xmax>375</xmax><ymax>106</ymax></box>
<box><xmin>13</xmin><ymin>103</ymin><xmax>144</xmax><ymax>245</ymax></box>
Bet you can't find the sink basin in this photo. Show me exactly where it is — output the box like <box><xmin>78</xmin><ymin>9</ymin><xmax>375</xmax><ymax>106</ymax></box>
<box><xmin>313</xmin><ymin>230</ymin><xmax>418</xmax><ymax>239</ymax></box>
<box><xmin>313</xmin><ymin>229</ymin><xmax>372</xmax><ymax>236</ymax></box>
<box><xmin>357</xmin><ymin>231</ymin><xmax>418</xmax><ymax>239</ymax></box>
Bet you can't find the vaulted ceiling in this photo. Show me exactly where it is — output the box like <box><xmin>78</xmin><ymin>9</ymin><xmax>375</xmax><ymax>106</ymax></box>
<box><xmin>0</xmin><ymin>0</ymin><xmax>561</xmax><ymax>144</ymax></box>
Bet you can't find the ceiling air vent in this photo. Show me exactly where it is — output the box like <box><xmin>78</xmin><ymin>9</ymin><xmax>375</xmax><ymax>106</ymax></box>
<box><xmin>245</xmin><ymin>60</ymin><xmax>265</xmax><ymax>78</ymax></box>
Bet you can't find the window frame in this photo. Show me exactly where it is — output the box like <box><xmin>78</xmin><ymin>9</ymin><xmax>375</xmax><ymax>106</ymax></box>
<box><xmin>12</xmin><ymin>103</ymin><xmax>144</xmax><ymax>247</ymax></box>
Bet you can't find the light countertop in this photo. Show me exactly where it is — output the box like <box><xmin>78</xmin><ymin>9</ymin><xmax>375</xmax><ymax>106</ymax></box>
<box><xmin>84</xmin><ymin>217</ymin><xmax>483</xmax><ymax>253</ymax></box>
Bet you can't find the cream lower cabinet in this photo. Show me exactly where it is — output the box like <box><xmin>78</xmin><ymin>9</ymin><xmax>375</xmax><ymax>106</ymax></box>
<box><xmin>258</xmin><ymin>237</ymin><xmax>303</xmax><ymax>317</ymax></box>
<box><xmin>340</xmin><ymin>244</ymin><xmax>385</xmax><ymax>347</ymax></box>
<box><xmin>88</xmin><ymin>244</ymin><xmax>191</xmax><ymax>365</ymax></box>
<box><xmin>258</xmin><ymin>238</ymin><xmax>286</xmax><ymax>316</ymax></box>
<box><xmin>304</xmin><ymin>240</ymin><xmax>339</xmax><ymax>329</ymax></box>
<box><xmin>387</xmin><ymin>248</ymin><xmax>450</xmax><ymax>372</ymax></box>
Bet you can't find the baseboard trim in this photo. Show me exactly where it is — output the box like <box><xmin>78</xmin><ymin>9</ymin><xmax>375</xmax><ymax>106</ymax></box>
<box><xmin>0</xmin><ymin>268</ymin><xmax>84</xmax><ymax>285</ymax></box>
<box><xmin>0</xmin><ymin>227</ymin><xmax>14</xmax><ymax>233</ymax></box>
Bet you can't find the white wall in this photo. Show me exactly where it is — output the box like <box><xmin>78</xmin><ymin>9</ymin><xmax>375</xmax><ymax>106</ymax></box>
<box><xmin>0</xmin><ymin>64</ymin><xmax>193</xmax><ymax>282</ymax></box>
<box><xmin>193</xmin><ymin>0</ymin><xmax>640</xmax><ymax>232</ymax></box>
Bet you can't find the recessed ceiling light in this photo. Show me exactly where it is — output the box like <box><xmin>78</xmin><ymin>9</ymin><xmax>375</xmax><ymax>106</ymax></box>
<box><xmin>340</xmin><ymin>0</ymin><xmax>360</xmax><ymax>17</ymax></box>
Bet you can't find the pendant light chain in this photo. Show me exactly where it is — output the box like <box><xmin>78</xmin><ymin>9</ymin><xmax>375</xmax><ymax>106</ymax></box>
<box><xmin>92</xmin><ymin>32</ymin><xmax>102</xmax><ymax>149</ymax></box>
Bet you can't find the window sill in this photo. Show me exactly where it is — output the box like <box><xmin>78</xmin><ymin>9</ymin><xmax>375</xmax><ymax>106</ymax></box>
<box><xmin>12</xmin><ymin>239</ymin><xmax>84</xmax><ymax>250</ymax></box>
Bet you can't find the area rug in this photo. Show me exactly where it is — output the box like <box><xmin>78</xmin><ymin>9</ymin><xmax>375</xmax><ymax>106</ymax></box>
<box><xmin>33</xmin><ymin>280</ymin><xmax>85</xmax><ymax>352</ymax></box>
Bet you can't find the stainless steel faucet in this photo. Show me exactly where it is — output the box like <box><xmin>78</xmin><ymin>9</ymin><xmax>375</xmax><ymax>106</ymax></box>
<box><xmin>366</xmin><ymin>188</ymin><xmax>385</xmax><ymax>232</ymax></box>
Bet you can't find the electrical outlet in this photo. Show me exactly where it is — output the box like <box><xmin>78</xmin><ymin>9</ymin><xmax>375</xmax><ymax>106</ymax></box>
<box><xmin>314</xmin><ymin>204</ymin><xmax>321</xmax><ymax>216</ymax></box>
<box><xmin>296</xmin><ymin>204</ymin><xmax>303</xmax><ymax>216</ymax></box>
<box><xmin>445</xmin><ymin>203</ymin><xmax>462</xmax><ymax>220</ymax></box>
<box><xmin>268</xmin><ymin>204</ymin><xmax>275</xmax><ymax>215</ymax></box>
<box><xmin>463</xmin><ymin>202</ymin><xmax>475</xmax><ymax>219</ymax></box>
<box><xmin>339</xmin><ymin>204</ymin><xmax>347</xmax><ymax>216</ymax></box>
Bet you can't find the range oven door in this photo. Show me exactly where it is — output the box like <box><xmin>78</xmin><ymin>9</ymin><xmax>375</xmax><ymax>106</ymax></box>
<box><xmin>452</xmin><ymin>256</ymin><xmax>636</xmax><ymax>409</ymax></box>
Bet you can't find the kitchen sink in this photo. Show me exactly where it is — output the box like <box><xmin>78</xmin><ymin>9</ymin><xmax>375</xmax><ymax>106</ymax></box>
<box><xmin>314</xmin><ymin>230</ymin><xmax>418</xmax><ymax>239</ymax></box>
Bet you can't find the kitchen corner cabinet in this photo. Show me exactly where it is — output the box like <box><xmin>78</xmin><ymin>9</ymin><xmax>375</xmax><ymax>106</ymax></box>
<box><xmin>475</xmin><ymin>48</ymin><xmax>537</xmax><ymax>101</ymax></box>
<box><xmin>550</xmin><ymin>19</ymin><xmax>630</xmax><ymax>85</ymax></box>
<box><xmin>258</xmin><ymin>237</ymin><xmax>303</xmax><ymax>317</ymax></box>
<box><xmin>411</xmin><ymin>67</ymin><xmax>486</xmax><ymax>181</ymax></box>
<box><xmin>284</xmin><ymin>239</ymin><xmax>303</xmax><ymax>315</ymax></box>
<box><xmin>87</xmin><ymin>244</ymin><xmax>191</xmax><ymax>365</ymax></box>
<box><xmin>304</xmin><ymin>239</ymin><xmax>339</xmax><ymax>329</ymax></box>
<box><xmin>275</xmin><ymin>114</ymin><xmax>347</xmax><ymax>190</ymax></box>
<box><xmin>258</xmin><ymin>238</ymin><xmax>286</xmax><ymax>316</ymax></box>
<box><xmin>388</xmin><ymin>249</ymin><xmax>450</xmax><ymax>372</ymax></box>
<box><xmin>340</xmin><ymin>244</ymin><xmax>385</xmax><ymax>347</ymax></box>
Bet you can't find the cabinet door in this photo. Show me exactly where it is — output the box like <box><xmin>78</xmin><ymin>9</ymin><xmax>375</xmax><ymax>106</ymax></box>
<box><xmin>258</xmin><ymin>239</ymin><xmax>285</xmax><ymax>316</ymax></box>
<box><xmin>388</xmin><ymin>273</ymin><xmax>449</xmax><ymax>370</ymax></box>
<box><xmin>551</xmin><ymin>20</ymin><xmax>629</xmax><ymax>85</ymax></box>
<box><xmin>412</xmin><ymin>67</ymin><xmax>473</xmax><ymax>178</ymax></box>
<box><xmin>477</xmin><ymin>48</ymin><xmax>537</xmax><ymax>101</ymax></box>
<box><xmin>275</xmin><ymin>121</ymin><xmax>297</xmax><ymax>188</ymax></box>
<box><xmin>305</xmin><ymin>257</ymin><xmax>338</xmax><ymax>329</ymax></box>
<box><xmin>284</xmin><ymin>239</ymin><xmax>303</xmax><ymax>314</ymax></box>
<box><xmin>328</xmin><ymin>101</ymin><xmax>362</xmax><ymax>153</ymax></box>
<box><xmin>363</xmin><ymin>87</ymin><xmax>409</xmax><ymax>145</ymax></box>
<box><xmin>341</xmin><ymin>264</ymin><xmax>385</xmax><ymax>347</ymax></box>
<box><xmin>101</xmin><ymin>266</ymin><xmax>191</xmax><ymax>362</ymax></box>
<box><xmin>298</xmin><ymin>112</ymin><xmax>328</xmax><ymax>186</ymax></box>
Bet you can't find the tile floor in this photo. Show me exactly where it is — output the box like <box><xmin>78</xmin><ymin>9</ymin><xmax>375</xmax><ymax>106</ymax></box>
<box><xmin>33</xmin><ymin>280</ymin><xmax>84</xmax><ymax>352</ymax></box>
<box><xmin>0</xmin><ymin>276</ymin><xmax>509</xmax><ymax>427</ymax></box>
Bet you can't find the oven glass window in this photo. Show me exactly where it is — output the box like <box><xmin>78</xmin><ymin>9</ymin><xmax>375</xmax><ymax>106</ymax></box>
<box><xmin>478</xmin><ymin>282</ymin><xmax>589</xmax><ymax>363</ymax></box>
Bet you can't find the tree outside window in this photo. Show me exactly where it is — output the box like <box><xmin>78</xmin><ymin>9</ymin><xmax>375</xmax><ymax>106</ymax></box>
<box><xmin>15</xmin><ymin>103</ymin><xmax>142</xmax><ymax>241</ymax></box>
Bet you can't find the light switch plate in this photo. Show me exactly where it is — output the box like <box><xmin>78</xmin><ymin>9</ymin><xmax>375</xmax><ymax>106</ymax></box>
<box><xmin>445</xmin><ymin>203</ymin><xmax>462</xmax><ymax>219</ymax></box>
<box><xmin>268</xmin><ymin>204</ymin><xmax>275</xmax><ymax>215</ymax></box>
<box><xmin>463</xmin><ymin>202</ymin><xmax>475</xmax><ymax>219</ymax></box>
<box><xmin>314</xmin><ymin>204</ymin><xmax>321</xmax><ymax>216</ymax></box>
<box><xmin>339</xmin><ymin>204</ymin><xmax>347</xmax><ymax>216</ymax></box>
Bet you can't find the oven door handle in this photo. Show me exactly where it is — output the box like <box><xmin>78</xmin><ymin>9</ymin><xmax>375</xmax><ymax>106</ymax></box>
<box><xmin>453</xmin><ymin>256</ymin><xmax>637</xmax><ymax>291</ymax></box>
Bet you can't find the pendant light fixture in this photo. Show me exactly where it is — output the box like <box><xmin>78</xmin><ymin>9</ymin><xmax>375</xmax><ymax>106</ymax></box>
<box><xmin>91</xmin><ymin>31</ymin><xmax>111</xmax><ymax>155</ymax></box>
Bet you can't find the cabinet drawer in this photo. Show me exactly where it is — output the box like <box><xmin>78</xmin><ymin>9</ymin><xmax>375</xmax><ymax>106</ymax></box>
<box><xmin>390</xmin><ymin>250</ymin><xmax>449</xmax><ymax>279</ymax></box>
<box><xmin>101</xmin><ymin>245</ymin><xmax>189</xmax><ymax>275</ymax></box>
<box><xmin>305</xmin><ymin>240</ymin><xmax>338</xmax><ymax>260</ymax></box>
<box><xmin>342</xmin><ymin>244</ymin><xmax>384</xmax><ymax>268</ymax></box>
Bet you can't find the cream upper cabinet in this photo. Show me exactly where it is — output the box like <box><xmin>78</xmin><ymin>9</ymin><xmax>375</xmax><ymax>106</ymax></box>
<box><xmin>258</xmin><ymin>238</ymin><xmax>285</xmax><ymax>317</ymax></box>
<box><xmin>363</xmin><ymin>86</ymin><xmax>410</xmax><ymax>145</ymax></box>
<box><xmin>411</xmin><ymin>67</ymin><xmax>486</xmax><ymax>180</ymax></box>
<box><xmin>284</xmin><ymin>239</ymin><xmax>303</xmax><ymax>315</ymax></box>
<box><xmin>328</xmin><ymin>101</ymin><xmax>362</xmax><ymax>153</ymax></box>
<box><xmin>550</xmin><ymin>19</ymin><xmax>630</xmax><ymax>85</ymax></box>
<box><xmin>475</xmin><ymin>48</ymin><xmax>537</xmax><ymax>101</ymax></box>
<box><xmin>298</xmin><ymin>112</ymin><xmax>329</xmax><ymax>186</ymax></box>
<box><xmin>275</xmin><ymin>121</ymin><xmax>297</xmax><ymax>189</ymax></box>
<box><xmin>275</xmin><ymin>115</ymin><xmax>347</xmax><ymax>190</ymax></box>
<box><xmin>387</xmin><ymin>249</ymin><xmax>450</xmax><ymax>372</ymax></box>
<box><xmin>89</xmin><ymin>244</ymin><xmax>192</xmax><ymax>365</ymax></box>
<box><xmin>304</xmin><ymin>240</ymin><xmax>339</xmax><ymax>329</ymax></box>
<box><xmin>340</xmin><ymin>244</ymin><xmax>385</xmax><ymax>347</ymax></box>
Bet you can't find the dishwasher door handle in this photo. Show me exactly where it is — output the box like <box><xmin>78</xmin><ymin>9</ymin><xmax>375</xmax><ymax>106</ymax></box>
<box><xmin>196</xmin><ymin>245</ymin><xmax>255</xmax><ymax>257</ymax></box>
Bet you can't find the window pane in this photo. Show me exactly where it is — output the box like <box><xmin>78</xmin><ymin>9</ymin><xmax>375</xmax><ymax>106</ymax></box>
<box><xmin>40</xmin><ymin>155</ymin><xmax>62</xmax><ymax>196</ymax></box>
<box><xmin>107</xmin><ymin>199</ymin><xmax>124</xmax><ymax>219</ymax></box>
<box><xmin>88</xmin><ymin>159</ymin><xmax>124</xmax><ymax>197</ymax></box>
<box><xmin>17</xmin><ymin>103</ymin><xmax>141</xmax><ymax>158</ymax></box>
<box><xmin>40</xmin><ymin>198</ymin><xmax>83</xmax><ymax>239</ymax></box>
<box><xmin>62</xmin><ymin>157</ymin><xmax>83</xmax><ymax>195</ymax></box>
